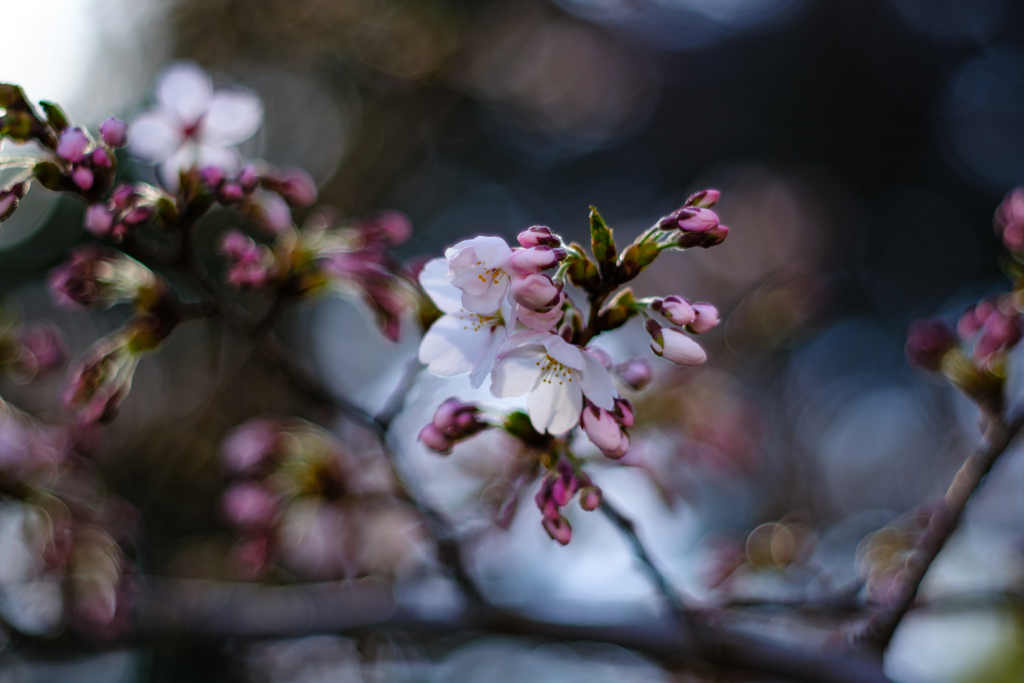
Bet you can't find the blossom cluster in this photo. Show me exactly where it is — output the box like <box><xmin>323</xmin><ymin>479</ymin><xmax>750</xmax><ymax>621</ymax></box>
<box><xmin>416</xmin><ymin>195</ymin><xmax>728</xmax><ymax>542</ymax></box>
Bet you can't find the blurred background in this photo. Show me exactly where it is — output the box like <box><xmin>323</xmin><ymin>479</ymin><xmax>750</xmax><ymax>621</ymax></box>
<box><xmin>3</xmin><ymin>0</ymin><xmax>1024</xmax><ymax>681</ymax></box>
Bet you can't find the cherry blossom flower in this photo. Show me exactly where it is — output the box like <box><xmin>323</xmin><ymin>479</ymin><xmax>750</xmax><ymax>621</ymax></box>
<box><xmin>128</xmin><ymin>62</ymin><xmax>263</xmax><ymax>189</ymax></box>
<box><xmin>444</xmin><ymin>236</ymin><xmax>515</xmax><ymax>314</ymax></box>
<box><xmin>418</xmin><ymin>257</ymin><xmax>512</xmax><ymax>388</ymax></box>
<box><xmin>490</xmin><ymin>331</ymin><xmax>616</xmax><ymax>434</ymax></box>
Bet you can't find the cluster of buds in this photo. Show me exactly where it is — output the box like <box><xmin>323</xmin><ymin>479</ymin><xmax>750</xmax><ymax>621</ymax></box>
<box><xmin>656</xmin><ymin>190</ymin><xmax>729</xmax><ymax>249</ymax></box>
<box><xmin>33</xmin><ymin>121</ymin><xmax>125</xmax><ymax>204</ymax></box>
<box><xmin>995</xmin><ymin>186</ymin><xmax>1024</xmax><ymax>254</ymax></box>
<box><xmin>218</xmin><ymin>230</ymin><xmax>277</xmax><ymax>289</ymax></box>
<box><xmin>198</xmin><ymin>165</ymin><xmax>317</xmax><ymax>235</ymax></box>
<box><xmin>958</xmin><ymin>297</ymin><xmax>1022</xmax><ymax>366</ymax></box>
<box><xmin>419</xmin><ymin>398</ymin><xmax>490</xmax><ymax>454</ymax></box>
<box><xmin>580</xmin><ymin>398</ymin><xmax>634</xmax><ymax>458</ymax></box>
<box><xmin>48</xmin><ymin>246</ymin><xmax>160</xmax><ymax>312</ymax></box>
<box><xmin>534</xmin><ymin>459</ymin><xmax>601</xmax><ymax>545</ymax></box>
<box><xmin>85</xmin><ymin>183</ymin><xmax>159</xmax><ymax>240</ymax></box>
<box><xmin>62</xmin><ymin>332</ymin><xmax>141</xmax><ymax>427</ymax></box>
<box><xmin>651</xmin><ymin>296</ymin><xmax>719</xmax><ymax>333</ymax></box>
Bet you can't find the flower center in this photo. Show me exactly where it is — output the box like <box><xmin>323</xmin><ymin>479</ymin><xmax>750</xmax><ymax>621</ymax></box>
<box><xmin>457</xmin><ymin>311</ymin><xmax>500</xmax><ymax>332</ymax></box>
<box><xmin>475</xmin><ymin>261</ymin><xmax>506</xmax><ymax>285</ymax></box>
<box><xmin>537</xmin><ymin>354</ymin><xmax>573</xmax><ymax>385</ymax></box>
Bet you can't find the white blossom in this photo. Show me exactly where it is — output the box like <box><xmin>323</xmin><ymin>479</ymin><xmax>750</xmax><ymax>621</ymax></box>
<box><xmin>444</xmin><ymin>236</ymin><xmax>515</xmax><ymax>314</ymax></box>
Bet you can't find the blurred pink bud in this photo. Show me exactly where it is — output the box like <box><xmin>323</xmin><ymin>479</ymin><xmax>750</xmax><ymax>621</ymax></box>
<box><xmin>90</xmin><ymin>148</ymin><xmax>112</xmax><ymax>168</ymax></box>
<box><xmin>688</xmin><ymin>303</ymin><xmax>719</xmax><ymax>333</ymax></box>
<box><xmin>508</xmin><ymin>246</ymin><xmax>566</xmax><ymax>275</ymax></box>
<box><xmin>199</xmin><ymin>166</ymin><xmax>224</xmax><ymax>189</ymax></box>
<box><xmin>686</xmin><ymin>189</ymin><xmax>721</xmax><ymax>209</ymax></box>
<box><xmin>510</xmin><ymin>273</ymin><xmax>561</xmax><ymax>312</ymax></box>
<box><xmin>15</xmin><ymin>322</ymin><xmax>67</xmax><ymax>379</ymax></box>
<box><xmin>647</xmin><ymin>320</ymin><xmax>706</xmax><ymax>366</ymax></box>
<box><xmin>371</xmin><ymin>211</ymin><xmax>413</xmax><ymax>246</ymax></box>
<box><xmin>653</xmin><ymin>295</ymin><xmax>695</xmax><ymax>326</ymax></box>
<box><xmin>99</xmin><ymin>118</ymin><xmax>128</xmax><ymax>148</ymax></box>
<box><xmin>122</xmin><ymin>206</ymin><xmax>154</xmax><ymax>226</ymax></box>
<box><xmin>551</xmin><ymin>459</ymin><xmax>580</xmax><ymax>506</ymax></box>
<box><xmin>517</xmin><ymin>225</ymin><xmax>560</xmax><ymax>248</ymax></box>
<box><xmin>72</xmin><ymin>166</ymin><xmax>94</xmax><ymax>191</ymax></box>
<box><xmin>958</xmin><ymin>302</ymin><xmax>990</xmax><ymax>339</ymax></box>
<box><xmin>616</xmin><ymin>358</ymin><xmax>652</xmax><ymax>390</ymax></box>
<box><xmin>579</xmin><ymin>485</ymin><xmax>602</xmax><ymax>511</ymax></box>
<box><xmin>905</xmin><ymin>319</ymin><xmax>957</xmax><ymax>371</ymax></box>
<box><xmin>111</xmin><ymin>184</ymin><xmax>135</xmax><ymax>208</ymax></box>
<box><xmin>581</xmin><ymin>404</ymin><xmax>628</xmax><ymax>458</ymax></box>
<box><xmin>587</xmin><ymin>346</ymin><xmax>613</xmax><ymax>370</ymax></box>
<box><xmin>250</xmin><ymin>191</ymin><xmax>292</xmax><ymax>234</ymax></box>
<box><xmin>218</xmin><ymin>182</ymin><xmax>244</xmax><ymax>204</ymax></box>
<box><xmin>57</xmin><ymin>128</ymin><xmax>89</xmax><ymax>163</ymax></box>
<box><xmin>419</xmin><ymin>423</ymin><xmax>452</xmax><ymax>454</ymax></box>
<box><xmin>542</xmin><ymin>515</ymin><xmax>572</xmax><ymax>545</ymax></box>
<box><xmin>218</xmin><ymin>230</ymin><xmax>252</xmax><ymax>259</ymax></box>
<box><xmin>995</xmin><ymin>187</ymin><xmax>1024</xmax><ymax>253</ymax></box>
<box><xmin>0</xmin><ymin>193</ymin><xmax>17</xmax><ymax>221</ymax></box>
<box><xmin>974</xmin><ymin>308</ymin><xmax>1022</xmax><ymax>362</ymax></box>
<box><xmin>239</xmin><ymin>165</ymin><xmax>259</xmax><ymax>193</ymax></box>
<box><xmin>85</xmin><ymin>205</ymin><xmax>114</xmax><ymax>237</ymax></box>
<box><xmin>222</xmin><ymin>482</ymin><xmax>279</xmax><ymax>529</ymax></box>
<box><xmin>264</xmin><ymin>167</ymin><xmax>318</xmax><ymax>207</ymax></box>
<box><xmin>221</xmin><ymin>418</ymin><xmax>280</xmax><ymax>474</ymax></box>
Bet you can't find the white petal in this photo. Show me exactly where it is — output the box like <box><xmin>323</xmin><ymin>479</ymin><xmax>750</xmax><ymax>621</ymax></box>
<box><xmin>201</xmin><ymin>89</ymin><xmax>264</xmax><ymax>146</ymax></box>
<box><xmin>539</xmin><ymin>334</ymin><xmax>585</xmax><ymax>370</ymax></box>
<box><xmin>128</xmin><ymin>111</ymin><xmax>182</xmax><ymax>162</ymax></box>
<box><xmin>157</xmin><ymin>144</ymin><xmax>198</xmax><ymax>189</ymax></box>
<box><xmin>468</xmin><ymin>328</ymin><xmax>505</xmax><ymax>389</ymax></box>
<box><xmin>155</xmin><ymin>61</ymin><xmax>213</xmax><ymax>126</ymax></box>
<box><xmin>418</xmin><ymin>314</ymin><xmax>491</xmax><ymax>377</ymax></box>
<box><xmin>579</xmin><ymin>352</ymin><xmax>616</xmax><ymax>410</ymax></box>
<box><xmin>461</xmin><ymin>279</ymin><xmax>509</xmax><ymax>314</ymax></box>
<box><xmin>490</xmin><ymin>346</ymin><xmax>544</xmax><ymax>398</ymax></box>
<box><xmin>197</xmin><ymin>143</ymin><xmax>241</xmax><ymax>171</ymax></box>
<box><xmin>471</xmin><ymin>236</ymin><xmax>513</xmax><ymax>268</ymax></box>
<box><xmin>419</xmin><ymin>258</ymin><xmax>463</xmax><ymax>314</ymax></box>
<box><xmin>529</xmin><ymin>377</ymin><xmax>582</xmax><ymax>434</ymax></box>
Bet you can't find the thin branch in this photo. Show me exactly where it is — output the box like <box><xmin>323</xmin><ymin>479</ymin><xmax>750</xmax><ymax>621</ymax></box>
<box><xmin>855</xmin><ymin>408</ymin><xmax>1024</xmax><ymax>650</ymax></box>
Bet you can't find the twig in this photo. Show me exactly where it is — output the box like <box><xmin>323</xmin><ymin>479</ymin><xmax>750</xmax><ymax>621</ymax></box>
<box><xmin>855</xmin><ymin>409</ymin><xmax>1024</xmax><ymax>650</ymax></box>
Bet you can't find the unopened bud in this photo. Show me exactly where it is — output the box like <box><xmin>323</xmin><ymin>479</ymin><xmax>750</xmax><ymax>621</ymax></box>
<box><xmin>517</xmin><ymin>225</ymin><xmax>561</xmax><ymax>248</ymax></box>
<box><xmin>419</xmin><ymin>423</ymin><xmax>453</xmax><ymax>454</ymax></box>
<box><xmin>262</xmin><ymin>167</ymin><xmax>317</xmax><ymax>207</ymax></box>
<box><xmin>587</xmin><ymin>346</ymin><xmax>613</xmax><ymax>370</ymax></box>
<box><xmin>687</xmin><ymin>302</ymin><xmax>719</xmax><ymax>333</ymax></box>
<box><xmin>57</xmin><ymin>128</ymin><xmax>89</xmax><ymax>163</ymax></box>
<box><xmin>685</xmin><ymin>189</ymin><xmax>721</xmax><ymax>208</ymax></box>
<box><xmin>566</xmin><ymin>251</ymin><xmax>601</xmax><ymax>291</ymax></box>
<box><xmin>199</xmin><ymin>166</ymin><xmax>224</xmax><ymax>189</ymax></box>
<box><xmin>652</xmin><ymin>295</ymin><xmax>695</xmax><ymax>326</ymax></box>
<box><xmin>647</xmin><ymin>320</ymin><xmax>706</xmax><ymax>366</ymax></box>
<box><xmin>673</xmin><ymin>224</ymin><xmax>729</xmax><ymax>249</ymax></box>
<box><xmin>99</xmin><ymin>118</ymin><xmax>128</xmax><ymax>148</ymax></box>
<box><xmin>616</xmin><ymin>358</ymin><xmax>652</xmax><ymax>390</ymax></box>
<box><xmin>85</xmin><ymin>204</ymin><xmax>114</xmax><ymax>237</ymax></box>
<box><xmin>72</xmin><ymin>166</ymin><xmax>94</xmax><ymax>191</ymax></box>
<box><xmin>511</xmin><ymin>273</ymin><xmax>562</xmax><ymax>312</ymax></box>
<box><xmin>218</xmin><ymin>182</ymin><xmax>245</xmax><ymax>204</ymax></box>
<box><xmin>542</xmin><ymin>515</ymin><xmax>572</xmax><ymax>545</ymax></box>
<box><xmin>509</xmin><ymin>246</ymin><xmax>566</xmax><ymax>275</ymax></box>
<box><xmin>906</xmin><ymin>319</ymin><xmax>957</xmax><ymax>372</ymax></box>
<box><xmin>581</xmin><ymin>404</ymin><xmax>629</xmax><ymax>458</ymax></box>
<box><xmin>90</xmin><ymin>148</ymin><xmax>112</xmax><ymax>168</ymax></box>
<box><xmin>238</xmin><ymin>165</ymin><xmax>259</xmax><ymax>193</ymax></box>
<box><xmin>0</xmin><ymin>193</ymin><xmax>18</xmax><ymax>221</ymax></box>
<box><xmin>579</xmin><ymin>485</ymin><xmax>602</xmax><ymax>511</ymax></box>
<box><xmin>597</xmin><ymin>288</ymin><xmax>636</xmax><ymax>331</ymax></box>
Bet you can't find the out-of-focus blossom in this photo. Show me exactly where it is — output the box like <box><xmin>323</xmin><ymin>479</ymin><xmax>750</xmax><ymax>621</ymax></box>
<box><xmin>48</xmin><ymin>247</ymin><xmax>157</xmax><ymax>311</ymax></box>
<box><xmin>418</xmin><ymin>258</ymin><xmax>512</xmax><ymax>388</ymax></box>
<box><xmin>491</xmin><ymin>331</ymin><xmax>616</xmax><ymax>434</ymax></box>
<box><xmin>56</xmin><ymin>128</ymin><xmax>89</xmax><ymax>163</ymax></box>
<box><xmin>995</xmin><ymin>186</ymin><xmax>1024</xmax><ymax>253</ymax></box>
<box><xmin>129</xmin><ymin>61</ymin><xmax>263</xmax><ymax>189</ymax></box>
<box><xmin>217</xmin><ymin>230</ymin><xmax>277</xmax><ymax>290</ymax></box>
<box><xmin>534</xmin><ymin>459</ymin><xmax>601</xmax><ymax>545</ymax></box>
<box><xmin>222</xmin><ymin>482</ymin><xmax>280</xmax><ymax>530</ymax></box>
<box><xmin>259</xmin><ymin>167</ymin><xmax>318</xmax><ymax>207</ymax></box>
<box><xmin>616</xmin><ymin>358</ymin><xmax>652</xmax><ymax>390</ymax></box>
<box><xmin>84</xmin><ymin>183</ymin><xmax>158</xmax><ymax>241</ymax></box>
<box><xmin>646</xmin><ymin>320</ymin><xmax>706</xmax><ymax>366</ymax></box>
<box><xmin>905</xmin><ymin>319</ymin><xmax>957</xmax><ymax>371</ymax></box>
<box><xmin>11</xmin><ymin>322</ymin><xmax>67</xmax><ymax>382</ymax></box>
<box><xmin>221</xmin><ymin>417</ymin><xmax>282</xmax><ymax>474</ymax></box>
<box><xmin>355</xmin><ymin>211</ymin><xmax>413</xmax><ymax>247</ymax></box>
<box><xmin>247</xmin><ymin>190</ymin><xmax>292</xmax><ymax>234</ymax></box>
<box><xmin>958</xmin><ymin>298</ymin><xmax>1022</xmax><ymax>365</ymax></box>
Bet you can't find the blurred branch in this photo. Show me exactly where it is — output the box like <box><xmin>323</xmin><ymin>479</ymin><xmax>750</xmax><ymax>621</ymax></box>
<box><xmin>720</xmin><ymin>578</ymin><xmax>865</xmax><ymax>615</ymax></box>
<box><xmin>136</xmin><ymin>576</ymin><xmax>895</xmax><ymax>683</ymax></box>
<box><xmin>855</xmin><ymin>408</ymin><xmax>1024</xmax><ymax>650</ymax></box>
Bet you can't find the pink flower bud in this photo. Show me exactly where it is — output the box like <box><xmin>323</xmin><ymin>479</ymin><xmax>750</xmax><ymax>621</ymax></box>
<box><xmin>905</xmin><ymin>319</ymin><xmax>956</xmax><ymax>371</ymax></box>
<box><xmin>973</xmin><ymin>308</ymin><xmax>1022</xmax><ymax>362</ymax></box>
<box><xmin>579</xmin><ymin>485</ymin><xmax>602</xmax><ymax>511</ymax></box>
<box><xmin>995</xmin><ymin>187</ymin><xmax>1024</xmax><ymax>253</ymax></box>
<box><xmin>587</xmin><ymin>346</ymin><xmax>613</xmax><ymax>370</ymax></box>
<box><xmin>372</xmin><ymin>211</ymin><xmax>413</xmax><ymax>246</ymax></box>
<box><xmin>90</xmin><ymin>148</ymin><xmax>112</xmax><ymax>168</ymax></box>
<box><xmin>686</xmin><ymin>189</ymin><xmax>721</xmax><ymax>208</ymax></box>
<box><xmin>676</xmin><ymin>207</ymin><xmax>719</xmax><ymax>233</ymax></box>
<box><xmin>508</xmin><ymin>246</ymin><xmax>566</xmax><ymax>275</ymax></box>
<box><xmin>221</xmin><ymin>418</ymin><xmax>280</xmax><ymax>474</ymax></box>
<box><xmin>264</xmin><ymin>167</ymin><xmax>318</xmax><ymax>207</ymax></box>
<box><xmin>222</xmin><ymin>482</ymin><xmax>279</xmax><ymax>529</ymax></box>
<box><xmin>122</xmin><ymin>206</ymin><xmax>154</xmax><ymax>226</ymax></box>
<box><xmin>542</xmin><ymin>515</ymin><xmax>572</xmax><ymax>545</ymax></box>
<box><xmin>534</xmin><ymin>479</ymin><xmax>559</xmax><ymax>519</ymax></box>
<box><xmin>616</xmin><ymin>358</ymin><xmax>652</xmax><ymax>390</ymax></box>
<box><xmin>218</xmin><ymin>182</ymin><xmax>244</xmax><ymax>204</ymax></box>
<box><xmin>72</xmin><ymin>166</ymin><xmax>94</xmax><ymax>191</ymax></box>
<box><xmin>673</xmin><ymin>224</ymin><xmax>729</xmax><ymax>249</ymax></box>
<box><xmin>510</xmin><ymin>273</ymin><xmax>561</xmax><ymax>312</ymax></box>
<box><xmin>517</xmin><ymin>225</ymin><xmax>560</xmax><ymax>248</ymax></box>
<box><xmin>614</xmin><ymin>397</ymin><xmax>634</xmax><ymax>428</ymax></box>
<box><xmin>647</xmin><ymin>320</ymin><xmax>706</xmax><ymax>366</ymax></box>
<box><xmin>199</xmin><ymin>166</ymin><xmax>224</xmax><ymax>189</ymax></box>
<box><xmin>551</xmin><ymin>460</ymin><xmax>579</xmax><ymax>506</ymax></box>
<box><xmin>99</xmin><ymin>118</ymin><xmax>128</xmax><ymax>148</ymax></box>
<box><xmin>57</xmin><ymin>128</ymin><xmax>89</xmax><ymax>163</ymax></box>
<box><xmin>249</xmin><ymin>191</ymin><xmax>292</xmax><ymax>234</ymax></box>
<box><xmin>85</xmin><ymin>204</ymin><xmax>114</xmax><ymax>237</ymax></box>
<box><xmin>687</xmin><ymin>303</ymin><xmax>719</xmax><ymax>333</ymax></box>
<box><xmin>419</xmin><ymin>423</ymin><xmax>452</xmax><ymax>454</ymax></box>
<box><xmin>238</xmin><ymin>165</ymin><xmax>259</xmax><ymax>193</ymax></box>
<box><xmin>111</xmin><ymin>184</ymin><xmax>135</xmax><ymax>208</ymax></box>
<box><xmin>653</xmin><ymin>295</ymin><xmax>695</xmax><ymax>326</ymax></box>
<box><xmin>0</xmin><ymin>193</ymin><xmax>19</xmax><ymax>222</ymax></box>
<box><xmin>581</xmin><ymin>404</ymin><xmax>628</xmax><ymax>458</ymax></box>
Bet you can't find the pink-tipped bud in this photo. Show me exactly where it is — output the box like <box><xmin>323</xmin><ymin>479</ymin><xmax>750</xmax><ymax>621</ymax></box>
<box><xmin>199</xmin><ymin>166</ymin><xmax>225</xmax><ymax>189</ymax></box>
<box><xmin>517</xmin><ymin>225</ymin><xmax>560</xmax><ymax>248</ymax></box>
<box><xmin>995</xmin><ymin>187</ymin><xmax>1024</xmax><ymax>253</ymax></box>
<box><xmin>688</xmin><ymin>303</ymin><xmax>719</xmax><ymax>334</ymax></box>
<box><xmin>674</xmin><ymin>224</ymin><xmax>729</xmax><ymax>249</ymax></box>
<box><xmin>676</xmin><ymin>207</ymin><xmax>719</xmax><ymax>233</ymax></box>
<box><xmin>72</xmin><ymin>166</ymin><xmax>94</xmax><ymax>191</ymax></box>
<box><xmin>579</xmin><ymin>485</ymin><xmax>602</xmax><ymax>512</ymax></box>
<box><xmin>652</xmin><ymin>295</ymin><xmax>695</xmax><ymax>326</ymax></box>
<box><xmin>647</xmin><ymin>320</ymin><xmax>707</xmax><ymax>366</ymax></box>
<box><xmin>218</xmin><ymin>182</ymin><xmax>245</xmax><ymax>204</ymax></box>
<box><xmin>973</xmin><ymin>308</ymin><xmax>1022</xmax><ymax>362</ymax></box>
<box><xmin>57</xmin><ymin>128</ymin><xmax>89</xmax><ymax>163</ymax></box>
<box><xmin>510</xmin><ymin>273</ymin><xmax>561</xmax><ymax>312</ymax></box>
<box><xmin>238</xmin><ymin>165</ymin><xmax>259</xmax><ymax>193</ymax></box>
<box><xmin>614</xmin><ymin>397</ymin><xmax>634</xmax><ymax>428</ymax></box>
<box><xmin>581</xmin><ymin>404</ymin><xmax>629</xmax><ymax>458</ymax></box>
<box><xmin>419</xmin><ymin>423</ymin><xmax>453</xmax><ymax>454</ymax></box>
<box><xmin>222</xmin><ymin>482</ymin><xmax>279</xmax><ymax>529</ymax></box>
<box><xmin>616</xmin><ymin>358</ymin><xmax>652</xmax><ymax>390</ymax></box>
<box><xmin>508</xmin><ymin>246</ymin><xmax>566</xmax><ymax>275</ymax></box>
<box><xmin>551</xmin><ymin>460</ymin><xmax>580</xmax><ymax>506</ymax></box>
<box><xmin>0</xmin><ymin>193</ymin><xmax>19</xmax><ymax>222</ymax></box>
<box><xmin>90</xmin><ymin>148</ymin><xmax>112</xmax><ymax>168</ymax></box>
<box><xmin>264</xmin><ymin>167</ymin><xmax>318</xmax><ymax>207</ymax></box>
<box><xmin>111</xmin><ymin>184</ymin><xmax>135</xmax><ymax>208</ymax></box>
<box><xmin>542</xmin><ymin>515</ymin><xmax>572</xmax><ymax>545</ymax></box>
<box><xmin>122</xmin><ymin>206</ymin><xmax>154</xmax><ymax>226</ymax></box>
<box><xmin>905</xmin><ymin>319</ymin><xmax>957</xmax><ymax>371</ymax></box>
<box><xmin>221</xmin><ymin>418</ymin><xmax>280</xmax><ymax>474</ymax></box>
<box><xmin>99</xmin><ymin>118</ymin><xmax>128</xmax><ymax>148</ymax></box>
<box><xmin>686</xmin><ymin>189</ymin><xmax>721</xmax><ymax>209</ymax></box>
<box><xmin>85</xmin><ymin>204</ymin><xmax>114</xmax><ymax>237</ymax></box>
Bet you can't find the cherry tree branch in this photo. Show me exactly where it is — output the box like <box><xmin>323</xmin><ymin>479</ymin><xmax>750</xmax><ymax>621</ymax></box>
<box><xmin>855</xmin><ymin>408</ymin><xmax>1024</xmax><ymax>650</ymax></box>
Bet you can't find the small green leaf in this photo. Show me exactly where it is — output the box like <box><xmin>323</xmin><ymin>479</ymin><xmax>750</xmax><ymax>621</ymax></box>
<box><xmin>589</xmin><ymin>206</ymin><xmax>616</xmax><ymax>265</ymax></box>
<box><xmin>39</xmin><ymin>101</ymin><xmax>70</xmax><ymax>133</ymax></box>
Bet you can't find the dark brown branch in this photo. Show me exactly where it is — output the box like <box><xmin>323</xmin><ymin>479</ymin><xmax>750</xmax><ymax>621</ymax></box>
<box><xmin>855</xmin><ymin>409</ymin><xmax>1024</xmax><ymax>650</ymax></box>
<box><xmin>135</xmin><ymin>577</ymin><xmax>895</xmax><ymax>683</ymax></box>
